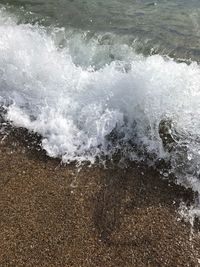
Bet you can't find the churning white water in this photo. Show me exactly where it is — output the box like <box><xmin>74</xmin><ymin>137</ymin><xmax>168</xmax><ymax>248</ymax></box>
<box><xmin>1</xmin><ymin>8</ymin><xmax>200</xmax><ymax>196</ymax></box>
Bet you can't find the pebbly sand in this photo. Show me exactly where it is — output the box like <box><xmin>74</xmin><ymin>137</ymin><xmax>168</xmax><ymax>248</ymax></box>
<box><xmin>0</xmin><ymin>128</ymin><xmax>200</xmax><ymax>267</ymax></box>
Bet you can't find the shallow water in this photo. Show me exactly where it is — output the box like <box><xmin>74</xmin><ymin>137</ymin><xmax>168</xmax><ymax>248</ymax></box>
<box><xmin>1</xmin><ymin>0</ymin><xmax>200</xmax><ymax>60</ymax></box>
<box><xmin>1</xmin><ymin>1</ymin><xmax>200</xmax><ymax>200</ymax></box>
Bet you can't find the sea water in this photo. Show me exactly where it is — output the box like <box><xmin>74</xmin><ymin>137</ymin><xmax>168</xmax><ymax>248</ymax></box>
<box><xmin>1</xmin><ymin>1</ymin><xmax>200</xmax><ymax>205</ymax></box>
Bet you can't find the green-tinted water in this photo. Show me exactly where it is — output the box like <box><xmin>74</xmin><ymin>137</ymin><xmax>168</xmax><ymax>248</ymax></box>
<box><xmin>1</xmin><ymin>0</ymin><xmax>200</xmax><ymax>60</ymax></box>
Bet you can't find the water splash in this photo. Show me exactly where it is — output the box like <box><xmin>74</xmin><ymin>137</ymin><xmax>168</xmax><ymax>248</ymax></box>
<box><xmin>1</xmin><ymin>8</ymin><xmax>200</xmax><ymax>199</ymax></box>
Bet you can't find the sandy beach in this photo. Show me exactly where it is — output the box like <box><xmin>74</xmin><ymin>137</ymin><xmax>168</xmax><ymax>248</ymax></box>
<box><xmin>0</xmin><ymin>128</ymin><xmax>199</xmax><ymax>267</ymax></box>
<box><xmin>1</xmin><ymin>0</ymin><xmax>200</xmax><ymax>266</ymax></box>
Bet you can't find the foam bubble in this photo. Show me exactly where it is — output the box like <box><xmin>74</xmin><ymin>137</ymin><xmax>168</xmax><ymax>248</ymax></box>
<box><xmin>1</xmin><ymin>8</ymin><xmax>200</xmax><ymax>195</ymax></box>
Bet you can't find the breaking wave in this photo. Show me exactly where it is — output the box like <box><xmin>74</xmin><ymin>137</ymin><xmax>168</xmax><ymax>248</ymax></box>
<box><xmin>1</xmin><ymin>7</ymin><xmax>200</xmax><ymax>197</ymax></box>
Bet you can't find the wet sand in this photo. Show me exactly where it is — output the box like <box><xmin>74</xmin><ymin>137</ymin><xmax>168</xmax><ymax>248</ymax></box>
<box><xmin>0</xmin><ymin>129</ymin><xmax>200</xmax><ymax>266</ymax></box>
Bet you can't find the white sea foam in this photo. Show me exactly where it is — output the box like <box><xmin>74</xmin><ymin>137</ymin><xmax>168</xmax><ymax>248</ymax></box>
<box><xmin>1</xmin><ymin>8</ymin><xmax>200</xmax><ymax>196</ymax></box>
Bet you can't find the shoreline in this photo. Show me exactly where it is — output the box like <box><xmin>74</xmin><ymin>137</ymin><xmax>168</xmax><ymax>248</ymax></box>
<box><xmin>0</xmin><ymin>128</ymin><xmax>200</xmax><ymax>266</ymax></box>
